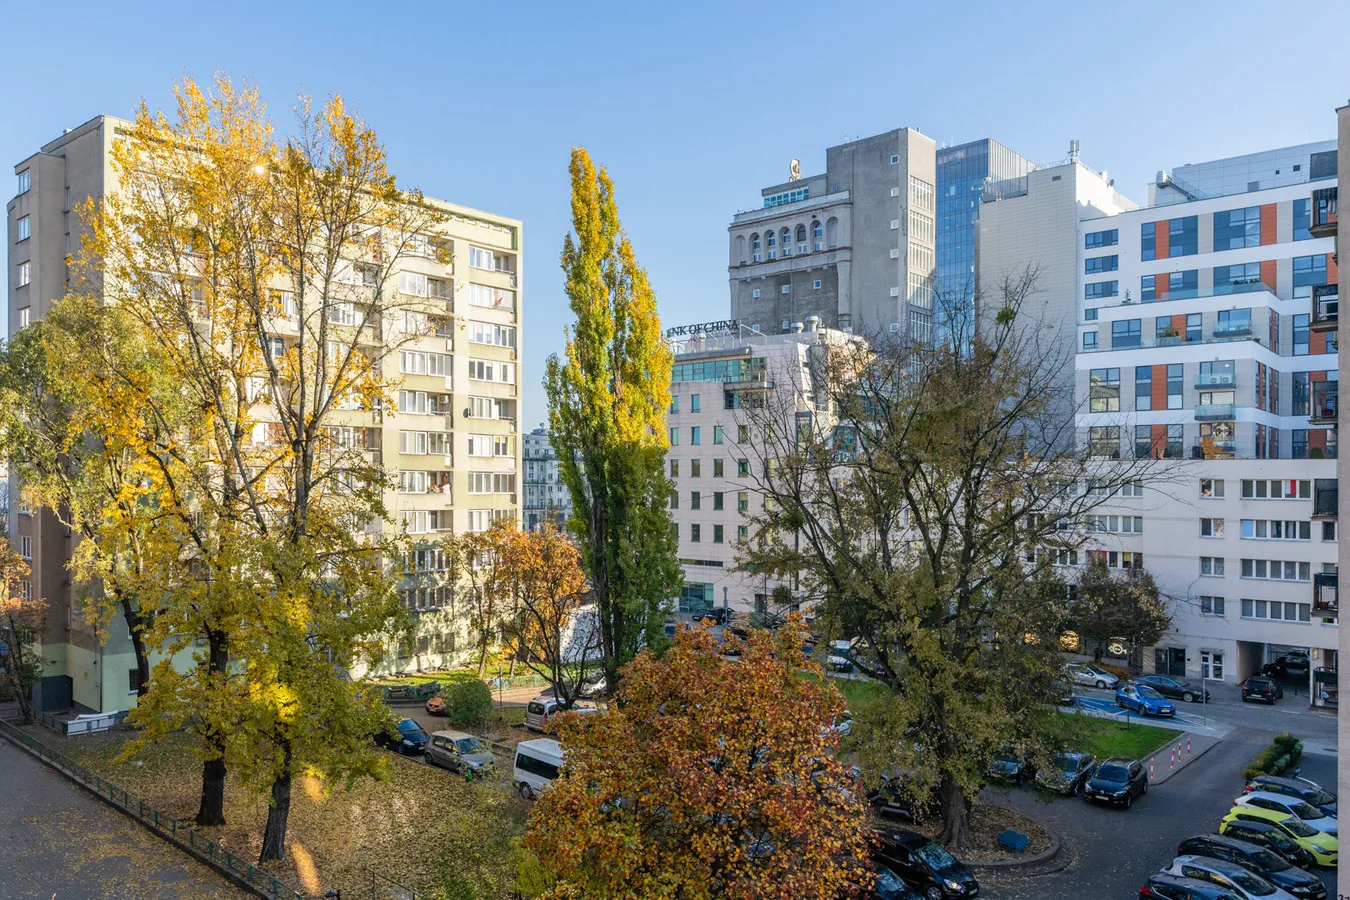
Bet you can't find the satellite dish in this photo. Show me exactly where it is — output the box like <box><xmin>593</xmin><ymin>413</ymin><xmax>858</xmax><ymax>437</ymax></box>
<box><xmin>789</xmin><ymin>159</ymin><xmax>801</xmax><ymax>182</ymax></box>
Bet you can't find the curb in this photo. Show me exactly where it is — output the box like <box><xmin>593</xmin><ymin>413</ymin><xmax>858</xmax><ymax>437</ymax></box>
<box><xmin>964</xmin><ymin>804</ymin><xmax>1062</xmax><ymax>872</ymax></box>
<box><xmin>1149</xmin><ymin>734</ymin><xmax>1222</xmax><ymax>785</ymax></box>
<box><xmin>0</xmin><ymin>726</ymin><xmax>291</xmax><ymax>900</ymax></box>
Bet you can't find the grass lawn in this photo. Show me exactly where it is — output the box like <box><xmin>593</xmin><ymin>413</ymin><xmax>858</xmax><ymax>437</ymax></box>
<box><xmin>830</xmin><ymin>677</ymin><xmax>892</xmax><ymax>713</ymax></box>
<box><xmin>53</xmin><ymin>728</ymin><xmax>530</xmax><ymax>899</ymax></box>
<box><xmin>1060</xmin><ymin>711</ymin><xmax>1177</xmax><ymax>760</ymax></box>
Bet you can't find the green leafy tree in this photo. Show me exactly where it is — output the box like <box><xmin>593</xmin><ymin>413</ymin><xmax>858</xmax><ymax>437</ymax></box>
<box><xmin>1073</xmin><ymin>559</ymin><xmax>1170</xmax><ymax>670</ymax></box>
<box><xmin>737</xmin><ymin>271</ymin><xmax>1155</xmax><ymax>849</ymax></box>
<box><xmin>545</xmin><ymin>148</ymin><xmax>680</xmax><ymax>686</ymax></box>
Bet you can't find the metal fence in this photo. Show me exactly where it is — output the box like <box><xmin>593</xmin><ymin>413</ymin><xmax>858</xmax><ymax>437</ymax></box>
<box><xmin>0</xmin><ymin>718</ymin><xmax>302</xmax><ymax>900</ymax></box>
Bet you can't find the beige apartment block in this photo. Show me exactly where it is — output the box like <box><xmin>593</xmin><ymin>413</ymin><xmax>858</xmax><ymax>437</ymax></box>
<box><xmin>6</xmin><ymin>115</ymin><xmax>522</xmax><ymax>711</ymax></box>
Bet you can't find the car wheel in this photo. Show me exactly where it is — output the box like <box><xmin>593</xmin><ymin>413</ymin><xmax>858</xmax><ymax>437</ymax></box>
<box><xmin>925</xmin><ymin>887</ymin><xmax>942</xmax><ymax>900</ymax></box>
<box><xmin>1182</xmin><ymin>692</ymin><xmax>1195</xmax><ymax>703</ymax></box>
<box><xmin>1116</xmin><ymin>698</ymin><xmax>1124</xmax><ymax>708</ymax></box>
<box><xmin>518</xmin><ymin>782</ymin><xmax>535</xmax><ymax>801</ymax></box>
<box><xmin>424</xmin><ymin>753</ymin><xmax>434</xmax><ymax>766</ymax></box>
<box><xmin>1141</xmin><ymin>779</ymin><xmax>1148</xmax><ymax>795</ymax></box>
<box><xmin>1096</xmin><ymin>680</ymin><xmax>1108</xmax><ymax>689</ymax></box>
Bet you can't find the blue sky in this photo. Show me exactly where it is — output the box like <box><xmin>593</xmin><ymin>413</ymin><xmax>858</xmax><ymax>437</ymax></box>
<box><xmin>4</xmin><ymin>0</ymin><xmax>1345</xmax><ymax>421</ymax></box>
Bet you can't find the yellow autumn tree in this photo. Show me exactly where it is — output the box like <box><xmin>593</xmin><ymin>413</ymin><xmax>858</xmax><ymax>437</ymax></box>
<box><xmin>46</xmin><ymin>72</ymin><xmax>446</xmax><ymax>861</ymax></box>
<box><xmin>0</xmin><ymin>537</ymin><xmax>44</xmax><ymax>723</ymax></box>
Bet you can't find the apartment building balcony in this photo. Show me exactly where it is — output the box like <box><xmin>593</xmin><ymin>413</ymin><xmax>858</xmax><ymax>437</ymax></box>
<box><xmin>723</xmin><ymin>371</ymin><xmax>774</xmax><ymax>390</ymax></box>
<box><xmin>1311</xmin><ymin>284</ymin><xmax>1338</xmax><ymax>333</ymax></box>
<box><xmin>1194</xmin><ymin>403</ymin><xmax>1236</xmax><ymax>421</ymax></box>
<box><xmin>1313</xmin><ymin>571</ymin><xmax>1337</xmax><ymax>616</ymax></box>
<box><xmin>1212</xmin><ymin>321</ymin><xmax>1252</xmax><ymax>339</ymax></box>
<box><xmin>1310</xmin><ymin>382</ymin><xmax>1338</xmax><ymax>425</ymax></box>
<box><xmin>1310</xmin><ymin>186</ymin><xmax>1338</xmax><ymax>239</ymax></box>
<box><xmin>1194</xmin><ymin>372</ymin><xmax>1236</xmax><ymax>389</ymax></box>
<box><xmin>1313</xmin><ymin>479</ymin><xmax>1338</xmax><ymax>520</ymax></box>
<box><xmin>1082</xmin><ymin>333</ymin><xmax>1260</xmax><ymax>354</ymax></box>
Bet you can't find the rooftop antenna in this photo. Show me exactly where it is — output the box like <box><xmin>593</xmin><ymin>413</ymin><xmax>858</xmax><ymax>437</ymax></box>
<box><xmin>1069</xmin><ymin>139</ymin><xmax>1081</xmax><ymax>162</ymax></box>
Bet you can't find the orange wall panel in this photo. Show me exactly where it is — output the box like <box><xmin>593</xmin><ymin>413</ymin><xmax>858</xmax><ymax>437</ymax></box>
<box><xmin>1260</xmin><ymin>259</ymin><xmax>1278</xmax><ymax>291</ymax></box>
<box><xmin>1151</xmin><ymin>364</ymin><xmax>1168</xmax><ymax>409</ymax></box>
<box><xmin>1150</xmin><ymin>424</ymin><xmax>1167</xmax><ymax>457</ymax></box>
<box><xmin>1154</xmin><ymin>220</ymin><xmax>1170</xmax><ymax>259</ymax></box>
<box><xmin>1260</xmin><ymin>203</ymin><xmax>1278</xmax><ymax>246</ymax></box>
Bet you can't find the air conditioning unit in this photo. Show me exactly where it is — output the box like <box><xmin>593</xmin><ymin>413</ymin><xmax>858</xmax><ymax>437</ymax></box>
<box><xmin>888</xmin><ymin>323</ymin><xmax>901</xmax><ymax>333</ymax></box>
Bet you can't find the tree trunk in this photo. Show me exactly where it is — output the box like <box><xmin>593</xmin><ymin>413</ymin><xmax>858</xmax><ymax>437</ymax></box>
<box><xmin>120</xmin><ymin>600</ymin><xmax>150</xmax><ymax>697</ymax></box>
<box><xmin>196</xmin><ymin>755</ymin><xmax>227</xmax><ymax>826</ymax></box>
<box><xmin>937</xmin><ymin>775</ymin><xmax>972</xmax><ymax>852</ymax></box>
<box><xmin>258</xmin><ymin>742</ymin><xmax>293</xmax><ymax>863</ymax></box>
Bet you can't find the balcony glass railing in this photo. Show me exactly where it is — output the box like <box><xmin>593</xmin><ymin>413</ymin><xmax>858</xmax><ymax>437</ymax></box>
<box><xmin>1312</xmin><ymin>283</ymin><xmax>1338</xmax><ymax>330</ymax></box>
<box><xmin>1313</xmin><ymin>571</ymin><xmax>1338</xmax><ymax>615</ymax></box>
<box><xmin>1081</xmin><ymin>332</ymin><xmax>1258</xmax><ymax>354</ymax></box>
<box><xmin>1194</xmin><ymin>403</ymin><xmax>1236</xmax><ymax>420</ymax></box>
<box><xmin>1311</xmin><ymin>385</ymin><xmax>1338</xmax><ymax>422</ymax></box>
<box><xmin>1213</xmin><ymin>321</ymin><xmax>1253</xmax><ymax>338</ymax></box>
<box><xmin>1312</xmin><ymin>186</ymin><xmax>1338</xmax><ymax>234</ymax></box>
<box><xmin>1195</xmin><ymin>373</ymin><xmax>1235</xmax><ymax>388</ymax></box>
<box><xmin>1313</xmin><ymin>483</ymin><xmax>1338</xmax><ymax>519</ymax></box>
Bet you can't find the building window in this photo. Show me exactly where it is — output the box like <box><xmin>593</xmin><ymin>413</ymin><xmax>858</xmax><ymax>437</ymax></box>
<box><xmin>690</xmin><ymin>394</ymin><xmax>701</xmax><ymax>413</ymax></box>
<box><xmin>1200</xmin><ymin>557</ymin><xmax>1225</xmax><ymax>577</ymax></box>
<box><xmin>813</xmin><ymin>280</ymin><xmax>822</xmax><ymax>290</ymax></box>
<box><xmin>812</xmin><ymin>221</ymin><xmax>823</xmax><ymax>252</ymax></box>
<box><xmin>670</xmin><ymin>396</ymin><xmax>679</xmax><ymax>414</ymax></box>
<box><xmin>1200</xmin><ymin>518</ymin><xmax>1224</xmax><ymax>538</ymax></box>
<box><xmin>1169</xmin><ymin>216</ymin><xmax>1198</xmax><ymax>256</ymax></box>
<box><xmin>781</xmin><ymin>284</ymin><xmax>790</xmax><ymax>294</ymax></box>
<box><xmin>17</xmin><ymin>170</ymin><xmax>30</xmax><ymax>194</ymax></box>
<box><xmin>1293</xmin><ymin>198</ymin><xmax>1312</xmax><ymax>241</ymax></box>
<box><xmin>738</xmin><ymin>425</ymin><xmax>749</xmax><ymax>442</ymax></box>
<box><xmin>712</xmin><ymin>425</ymin><xmax>724</xmax><ymax>445</ymax></box>
<box><xmin>1168</xmin><ymin>270</ymin><xmax>1198</xmax><ymax>300</ymax></box>
<box><xmin>668</xmin><ymin>427</ymin><xmax>678</xmax><ymax>446</ymax></box>
<box><xmin>751</xmin><ymin>288</ymin><xmax>760</xmax><ymax>298</ymax></box>
<box><xmin>1241</xmin><ymin>598</ymin><xmax>1312</xmax><ymax>622</ymax></box>
<box><xmin>1089</xmin><ymin>426</ymin><xmax>1120</xmax><ymax>458</ymax></box>
<box><xmin>1200</xmin><ymin>479</ymin><xmax>1224</xmax><ymax>498</ymax></box>
<box><xmin>1085</xmin><ymin>281</ymin><xmax>1118</xmax><ymax>300</ymax></box>
<box><xmin>690</xmin><ymin>426</ymin><xmax>701</xmax><ymax>445</ymax></box>
<box><xmin>1084</xmin><ymin>308</ymin><xmax>1098</xmax><ymax>321</ymax></box>
<box><xmin>713</xmin><ymin>492</ymin><xmax>724</xmax><ymax>511</ymax></box>
<box><xmin>1199</xmin><ymin>596</ymin><xmax>1225</xmax><ymax>616</ymax></box>
<box><xmin>690</xmin><ymin>459</ymin><xmax>701</xmax><ymax>477</ymax></box>
<box><xmin>737</xmin><ymin>491</ymin><xmax>749</xmax><ymax>512</ymax></box>
<box><xmin>796</xmin><ymin>224</ymin><xmax>808</xmax><ymax>255</ymax></box>
<box><xmin>1239</xmin><ymin>559</ymin><xmax>1311</xmax><ymax>582</ymax></box>
<box><xmin>890</xmin><ymin>155</ymin><xmax>900</xmax><ymax>165</ymax></box>
<box><xmin>1215</xmin><ymin>308</ymin><xmax>1251</xmax><ymax>337</ymax></box>
<box><xmin>18</xmin><ymin>307</ymin><xmax>30</xmax><ymax>329</ymax></box>
<box><xmin>1213</xmin><ymin>207</ymin><xmax>1261</xmax><ymax>250</ymax></box>
<box><xmin>737</xmin><ymin>458</ymin><xmax>750</xmax><ymax>477</ymax></box>
<box><xmin>691</xmin><ymin>524</ymin><xmax>701</xmax><ymax>543</ymax></box>
<box><xmin>766</xmin><ymin>231</ymin><xmax>776</xmax><ymax>260</ymax></box>
<box><xmin>1214</xmin><ymin>263</ymin><xmax>1262</xmax><ymax>295</ymax></box>
<box><xmin>670</xmin><ymin>459</ymin><xmax>679</xmax><ymax>478</ymax></box>
<box><xmin>1089</xmin><ymin>368</ymin><xmax>1120</xmax><ymax>412</ymax></box>
<box><xmin>1292</xmin><ymin>429</ymin><xmax>1308</xmax><ymax>459</ymax></box>
<box><xmin>1134</xmin><ymin>425</ymin><xmax>1153</xmax><ymax>459</ymax></box>
<box><xmin>18</xmin><ymin>536</ymin><xmax>32</xmax><ymax>559</ymax></box>
<box><xmin>1241</xmin><ymin>519</ymin><xmax>1312</xmax><ymax>541</ymax></box>
<box><xmin>1085</xmin><ymin>255</ymin><xmax>1119</xmax><ymax>275</ymax></box>
<box><xmin>737</xmin><ymin>525</ymin><xmax>749</xmax><ymax>541</ymax></box>
<box><xmin>669</xmin><ymin>491</ymin><xmax>678</xmax><ymax>509</ymax></box>
<box><xmin>1085</xmin><ymin>229</ymin><xmax>1118</xmax><ymax>249</ymax></box>
<box><xmin>1167</xmin><ymin>364</ymin><xmax>1183</xmax><ymax>410</ymax></box>
<box><xmin>752</xmin><ymin>234</ymin><xmax>761</xmax><ymax>263</ymax></box>
<box><xmin>1082</xmin><ymin>331</ymin><xmax>1098</xmax><ymax>350</ymax></box>
<box><xmin>1141</xmin><ymin>222</ymin><xmax>1156</xmax><ymax>261</ymax></box>
<box><xmin>17</xmin><ymin>216</ymin><xmax>30</xmax><ymax>242</ymax></box>
<box><xmin>1322</xmin><ymin>521</ymin><xmax>1336</xmax><ymax>542</ymax></box>
<box><xmin>1241</xmin><ymin>479</ymin><xmax>1311</xmax><ymax>499</ymax></box>
<box><xmin>713</xmin><ymin>524</ymin><xmax>724</xmax><ymax>544</ymax></box>
<box><xmin>17</xmin><ymin>261</ymin><xmax>31</xmax><ymax>287</ymax></box>
<box><xmin>1293</xmin><ymin>314</ymin><xmax>1310</xmax><ymax>356</ymax></box>
<box><xmin>1110</xmin><ymin>319</ymin><xmax>1141</xmax><ymax>348</ymax></box>
<box><xmin>1292</xmin><ymin>372</ymin><xmax>1311</xmax><ymax>416</ymax></box>
<box><xmin>1134</xmin><ymin>366</ymin><xmax>1152</xmax><ymax>411</ymax></box>
<box><xmin>690</xmin><ymin>491</ymin><xmax>701</xmax><ymax>510</ymax></box>
<box><xmin>1140</xmin><ymin>275</ymin><xmax>1157</xmax><ymax>303</ymax></box>
<box><xmin>780</xmin><ymin>228</ymin><xmax>792</xmax><ymax>257</ymax></box>
<box><xmin>713</xmin><ymin>458</ymin><xmax>724</xmax><ymax>477</ymax></box>
<box><xmin>1293</xmin><ymin>255</ymin><xmax>1328</xmax><ymax>299</ymax></box>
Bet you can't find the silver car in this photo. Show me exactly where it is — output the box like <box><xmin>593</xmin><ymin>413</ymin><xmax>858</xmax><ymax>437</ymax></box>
<box><xmin>425</xmin><ymin>729</ymin><xmax>496</xmax><ymax>776</ymax></box>
<box><xmin>1063</xmin><ymin>663</ymin><xmax>1119</xmax><ymax>689</ymax></box>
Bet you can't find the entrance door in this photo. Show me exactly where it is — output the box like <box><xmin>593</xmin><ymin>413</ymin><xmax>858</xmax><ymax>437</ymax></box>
<box><xmin>1161</xmin><ymin>648</ymin><xmax>1186</xmax><ymax>677</ymax></box>
<box><xmin>1201</xmin><ymin>651</ymin><xmax>1225</xmax><ymax>681</ymax></box>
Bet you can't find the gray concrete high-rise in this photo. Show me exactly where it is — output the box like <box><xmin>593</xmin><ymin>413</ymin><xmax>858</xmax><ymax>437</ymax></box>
<box><xmin>726</xmin><ymin>128</ymin><xmax>937</xmax><ymax>341</ymax></box>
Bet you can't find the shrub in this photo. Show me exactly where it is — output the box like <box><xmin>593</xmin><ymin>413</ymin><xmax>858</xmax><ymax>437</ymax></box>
<box><xmin>446</xmin><ymin>678</ymin><xmax>494</xmax><ymax>727</ymax></box>
<box><xmin>1241</xmin><ymin>732</ymin><xmax>1304</xmax><ymax>781</ymax></box>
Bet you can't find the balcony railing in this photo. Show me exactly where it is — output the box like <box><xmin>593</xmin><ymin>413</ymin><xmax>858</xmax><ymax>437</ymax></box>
<box><xmin>1195</xmin><ymin>373</ymin><xmax>1236</xmax><ymax>388</ymax></box>
<box><xmin>1080</xmin><ymin>332</ymin><xmax>1260</xmax><ymax>354</ymax></box>
<box><xmin>1213</xmin><ymin>321</ymin><xmax>1253</xmax><ymax>338</ymax></box>
<box><xmin>1313</xmin><ymin>571</ymin><xmax>1338</xmax><ymax>615</ymax></box>
<box><xmin>1312</xmin><ymin>283</ymin><xmax>1338</xmax><ymax>333</ymax></box>
<box><xmin>1311</xmin><ymin>384</ymin><xmax>1338</xmax><ymax>425</ymax></box>
<box><xmin>1194</xmin><ymin>403</ymin><xmax>1236</xmax><ymax>421</ymax></box>
<box><xmin>1313</xmin><ymin>480</ymin><xmax>1338</xmax><ymax>519</ymax></box>
<box><xmin>1311</xmin><ymin>186</ymin><xmax>1338</xmax><ymax>239</ymax></box>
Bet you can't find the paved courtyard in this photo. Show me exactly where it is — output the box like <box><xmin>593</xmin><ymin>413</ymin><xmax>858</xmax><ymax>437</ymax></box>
<box><xmin>0</xmin><ymin>740</ymin><xmax>246</xmax><ymax>899</ymax></box>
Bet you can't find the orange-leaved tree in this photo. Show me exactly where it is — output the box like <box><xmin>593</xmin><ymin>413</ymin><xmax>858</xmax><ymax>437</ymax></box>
<box><xmin>0</xmin><ymin>537</ymin><xmax>45</xmax><ymax>723</ymax></box>
<box><xmin>524</xmin><ymin>622</ymin><xmax>870</xmax><ymax>900</ymax></box>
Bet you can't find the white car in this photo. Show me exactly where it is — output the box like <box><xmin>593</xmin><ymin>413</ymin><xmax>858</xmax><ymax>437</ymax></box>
<box><xmin>827</xmin><ymin>640</ymin><xmax>854</xmax><ymax>672</ymax></box>
<box><xmin>1062</xmin><ymin>663</ymin><xmax>1119</xmax><ymax>690</ymax></box>
<box><xmin>1163</xmin><ymin>855</ymin><xmax>1295</xmax><ymax>900</ymax></box>
<box><xmin>1235</xmin><ymin>790</ymin><xmax>1338</xmax><ymax>835</ymax></box>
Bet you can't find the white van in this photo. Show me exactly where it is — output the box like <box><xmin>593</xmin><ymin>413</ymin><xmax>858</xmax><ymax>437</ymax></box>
<box><xmin>513</xmin><ymin>738</ymin><xmax>564</xmax><ymax>800</ymax></box>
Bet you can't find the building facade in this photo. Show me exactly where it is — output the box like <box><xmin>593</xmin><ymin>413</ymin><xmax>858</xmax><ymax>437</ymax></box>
<box><xmin>726</xmin><ymin>129</ymin><xmax>937</xmax><ymax>342</ymax></box>
<box><xmin>663</xmin><ymin>319</ymin><xmax>853</xmax><ymax>616</ymax></box>
<box><xmin>1070</xmin><ymin>146</ymin><xmax>1339</xmax><ymax>690</ymax></box>
<box><xmin>7</xmin><ymin>115</ymin><xmax>523</xmax><ymax>711</ymax></box>
<box><xmin>523</xmin><ymin>424</ymin><xmax>572</xmax><ymax>531</ymax></box>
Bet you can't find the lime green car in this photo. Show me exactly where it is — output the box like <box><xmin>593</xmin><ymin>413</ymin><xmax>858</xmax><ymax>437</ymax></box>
<box><xmin>1222</xmin><ymin>809</ymin><xmax>1338</xmax><ymax>866</ymax></box>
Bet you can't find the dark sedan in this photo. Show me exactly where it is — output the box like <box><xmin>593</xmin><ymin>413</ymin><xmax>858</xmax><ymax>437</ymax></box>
<box><xmin>1244</xmin><ymin>774</ymin><xmax>1337</xmax><ymax>819</ymax></box>
<box><xmin>986</xmin><ymin>747</ymin><xmax>1032</xmax><ymax>784</ymax></box>
<box><xmin>375</xmin><ymin>717</ymin><xmax>429</xmax><ymax>755</ymax></box>
<box><xmin>1135</xmin><ymin>674</ymin><xmax>1210</xmax><ymax>703</ymax></box>
<box><xmin>872</xmin><ymin>829</ymin><xmax>979</xmax><ymax>899</ymax></box>
<box><xmin>1083</xmin><ymin>757</ymin><xmax>1148</xmax><ymax>808</ymax></box>
<box><xmin>1035</xmin><ymin>750</ymin><xmax>1097</xmax><ymax>796</ymax></box>
<box><xmin>1241</xmin><ymin>675</ymin><xmax>1284</xmax><ymax>704</ymax></box>
<box><xmin>1176</xmin><ymin>834</ymin><xmax>1326</xmax><ymax>898</ymax></box>
<box><xmin>1218</xmin><ymin>817</ymin><xmax>1318</xmax><ymax>871</ymax></box>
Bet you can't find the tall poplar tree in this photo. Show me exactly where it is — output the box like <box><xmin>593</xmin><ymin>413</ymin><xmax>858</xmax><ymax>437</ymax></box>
<box><xmin>545</xmin><ymin>149</ymin><xmax>680</xmax><ymax>686</ymax></box>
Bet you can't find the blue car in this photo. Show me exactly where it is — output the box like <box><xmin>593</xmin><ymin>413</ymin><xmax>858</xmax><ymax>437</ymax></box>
<box><xmin>1116</xmin><ymin>684</ymin><xmax>1175</xmax><ymax>717</ymax></box>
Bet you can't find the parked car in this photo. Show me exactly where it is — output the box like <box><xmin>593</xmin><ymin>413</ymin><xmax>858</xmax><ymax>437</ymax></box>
<box><xmin>1139</xmin><ymin>872</ymin><xmax>1246</xmax><ymax>899</ymax></box>
<box><xmin>1162</xmin><ymin>855</ymin><xmax>1296</xmax><ymax>900</ymax></box>
<box><xmin>1035</xmin><ymin>750</ymin><xmax>1097</xmax><ymax>796</ymax></box>
<box><xmin>1083</xmin><ymin>757</ymin><xmax>1148</xmax><ymax>808</ymax></box>
<box><xmin>375</xmin><ymin>717</ymin><xmax>429</xmax><ymax>755</ymax></box>
<box><xmin>1244</xmin><ymin>775</ymin><xmax>1337</xmax><ymax>818</ymax></box>
<box><xmin>1241</xmin><ymin>675</ymin><xmax>1284</xmax><ymax>704</ymax></box>
<box><xmin>1234</xmin><ymin>792</ymin><xmax>1338</xmax><ymax>836</ymax></box>
<box><xmin>697</xmin><ymin>607</ymin><xmax>730</xmax><ymax>626</ymax></box>
<box><xmin>1136</xmin><ymin>674</ymin><xmax>1210</xmax><ymax>703</ymax></box>
<box><xmin>1221</xmin><ymin>811</ymin><xmax>1338</xmax><ymax>868</ymax></box>
<box><xmin>1051</xmin><ymin>679</ymin><xmax>1077</xmax><ymax>706</ymax></box>
<box><xmin>829</xmin><ymin>640</ymin><xmax>856</xmax><ymax>673</ymax></box>
<box><xmin>425</xmin><ymin>696</ymin><xmax>447</xmax><ymax>715</ymax></box>
<box><xmin>1279</xmin><ymin>652</ymin><xmax>1311</xmax><ymax>673</ymax></box>
<box><xmin>513</xmin><ymin>737</ymin><xmax>564</xmax><ymax>801</ymax></box>
<box><xmin>1064</xmin><ymin>662</ymin><xmax>1119</xmax><ymax>689</ymax></box>
<box><xmin>1175</xmin><ymin>834</ymin><xmax>1325</xmax><ymax>898</ymax></box>
<box><xmin>524</xmin><ymin>694</ymin><xmax>603</xmax><ymax>733</ymax></box>
<box><xmin>425</xmin><ymin>729</ymin><xmax>496</xmax><ymax>776</ymax></box>
<box><xmin>867</xmin><ymin>779</ymin><xmax>928</xmax><ymax>823</ymax></box>
<box><xmin>986</xmin><ymin>747</ymin><xmax>1032</xmax><ymax>784</ymax></box>
<box><xmin>871</xmin><ymin>829</ymin><xmax>979</xmax><ymax>899</ymax></box>
<box><xmin>840</xmin><ymin>863</ymin><xmax>923</xmax><ymax>900</ymax></box>
<box><xmin>826</xmin><ymin>710</ymin><xmax>854</xmax><ymax>739</ymax></box>
<box><xmin>1116</xmin><ymin>684</ymin><xmax>1177</xmax><ymax>718</ymax></box>
<box><xmin>1218</xmin><ymin>818</ymin><xmax>1318</xmax><ymax>871</ymax></box>
<box><xmin>576</xmin><ymin>676</ymin><xmax>608</xmax><ymax>698</ymax></box>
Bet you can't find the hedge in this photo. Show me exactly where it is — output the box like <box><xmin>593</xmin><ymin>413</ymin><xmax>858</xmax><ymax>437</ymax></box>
<box><xmin>1241</xmin><ymin>732</ymin><xmax>1303</xmax><ymax>781</ymax></box>
<box><xmin>445</xmin><ymin>678</ymin><xmax>494</xmax><ymax>727</ymax></box>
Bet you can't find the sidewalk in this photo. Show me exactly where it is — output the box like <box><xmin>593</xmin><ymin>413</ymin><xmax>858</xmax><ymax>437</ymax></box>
<box><xmin>1146</xmin><ymin>731</ymin><xmax>1221</xmax><ymax>784</ymax></box>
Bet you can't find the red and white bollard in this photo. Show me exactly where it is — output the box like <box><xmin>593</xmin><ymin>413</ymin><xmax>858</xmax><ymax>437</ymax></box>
<box><xmin>1187</xmin><ymin>738</ymin><xmax>1191</xmax><ymax>757</ymax></box>
<box><xmin>1150</xmin><ymin>758</ymin><xmax>1155</xmax><ymax>778</ymax></box>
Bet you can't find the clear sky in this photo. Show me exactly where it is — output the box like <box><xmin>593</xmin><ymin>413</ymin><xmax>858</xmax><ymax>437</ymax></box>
<box><xmin>3</xmin><ymin>0</ymin><xmax>1345</xmax><ymax>422</ymax></box>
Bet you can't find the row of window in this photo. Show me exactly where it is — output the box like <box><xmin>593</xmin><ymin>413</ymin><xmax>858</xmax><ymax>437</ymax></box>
<box><xmin>1083</xmin><ymin>307</ymin><xmax>1336</xmax><ymax>355</ymax></box>
<box><xmin>670</xmin><ymin>490</ymin><xmax>753</xmax><ymax>512</ymax></box>
<box><xmin>675</xmin><ymin>522</ymin><xmax>750</xmax><ymax>544</ymax></box>
<box><xmin>749</xmin><ymin>221</ymin><xmax>827</xmax><ymax>261</ymax></box>
<box><xmin>1196</xmin><ymin>595</ymin><xmax>1318</xmax><ymax>623</ymax></box>
<box><xmin>1087</xmin><ymin>256</ymin><xmax>1327</xmax><ymax>303</ymax></box>
<box><xmin>670</xmin><ymin>457</ymin><xmax>751</xmax><ymax>478</ymax></box>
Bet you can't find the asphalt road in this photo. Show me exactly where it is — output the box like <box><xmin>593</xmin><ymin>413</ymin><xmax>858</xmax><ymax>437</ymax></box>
<box><xmin>977</xmin><ymin>728</ymin><xmax>1337</xmax><ymax>900</ymax></box>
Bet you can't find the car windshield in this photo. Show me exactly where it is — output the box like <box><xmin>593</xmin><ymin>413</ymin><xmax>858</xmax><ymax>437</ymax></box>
<box><xmin>1284</xmin><ymin>799</ymin><xmax>1323</xmax><ymax>819</ymax></box>
<box><xmin>1096</xmin><ymin>764</ymin><xmax>1129</xmax><ymax>783</ymax></box>
<box><xmin>874</xmin><ymin>869</ymin><xmax>907</xmax><ymax>894</ymax></box>
<box><xmin>1225</xmin><ymin>868</ymin><xmax>1275</xmax><ymax>894</ymax></box>
<box><xmin>1247</xmin><ymin>847</ymin><xmax>1289</xmax><ymax>871</ymax></box>
<box><xmin>1057</xmin><ymin>754</ymin><xmax>1081</xmax><ymax>773</ymax></box>
<box><xmin>397</xmin><ymin>720</ymin><xmax>423</xmax><ymax>734</ymax></box>
<box><xmin>455</xmin><ymin>737</ymin><xmax>484</xmax><ymax>754</ymax></box>
<box><xmin>913</xmin><ymin>841</ymin><xmax>958</xmax><ymax>872</ymax></box>
<box><xmin>1136</xmin><ymin>686</ymin><xmax>1164</xmax><ymax>700</ymax></box>
<box><xmin>1086</xmin><ymin>664</ymin><xmax>1110</xmax><ymax>675</ymax></box>
<box><xmin>1247</xmin><ymin>678</ymin><xmax>1270</xmax><ymax>688</ymax></box>
<box><xmin>1305</xmin><ymin>787</ymin><xmax>1336</xmax><ymax>806</ymax></box>
<box><xmin>1279</xmin><ymin>817</ymin><xmax>1318</xmax><ymax>837</ymax></box>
